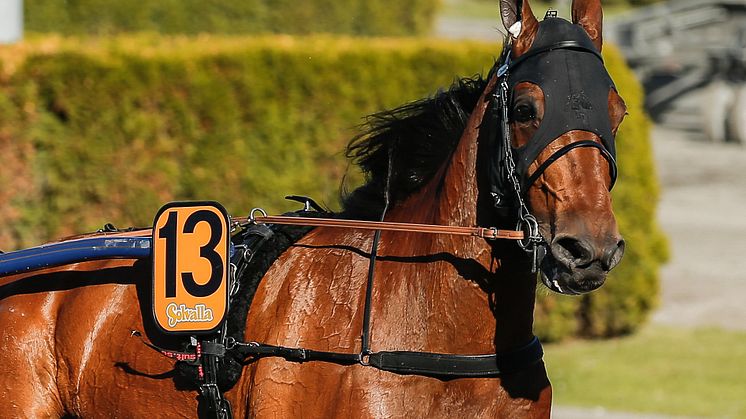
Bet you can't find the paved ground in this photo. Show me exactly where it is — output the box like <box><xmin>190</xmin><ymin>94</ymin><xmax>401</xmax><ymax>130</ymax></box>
<box><xmin>553</xmin><ymin>127</ymin><xmax>744</xmax><ymax>419</ymax></box>
<box><xmin>553</xmin><ymin>406</ymin><xmax>700</xmax><ymax>419</ymax></box>
<box><xmin>650</xmin><ymin>126</ymin><xmax>746</xmax><ymax>331</ymax></box>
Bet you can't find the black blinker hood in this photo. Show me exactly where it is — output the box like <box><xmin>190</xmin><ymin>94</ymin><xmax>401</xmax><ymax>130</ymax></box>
<box><xmin>507</xmin><ymin>18</ymin><xmax>617</xmax><ymax>187</ymax></box>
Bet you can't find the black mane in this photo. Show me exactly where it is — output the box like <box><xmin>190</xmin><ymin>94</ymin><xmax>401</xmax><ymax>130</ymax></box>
<box><xmin>340</xmin><ymin>74</ymin><xmax>492</xmax><ymax>220</ymax></box>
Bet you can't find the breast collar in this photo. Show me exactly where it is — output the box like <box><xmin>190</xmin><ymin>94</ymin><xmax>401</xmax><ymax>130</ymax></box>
<box><xmin>489</xmin><ymin>17</ymin><xmax>618</xmax><ymax>210</ymax></box>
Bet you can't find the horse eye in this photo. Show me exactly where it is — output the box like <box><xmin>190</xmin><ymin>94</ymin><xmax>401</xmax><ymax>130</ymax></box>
<box><xmin>512</xmin><ymin>103</ymin><xmax>536</xmax><ymax>123</ymax></box>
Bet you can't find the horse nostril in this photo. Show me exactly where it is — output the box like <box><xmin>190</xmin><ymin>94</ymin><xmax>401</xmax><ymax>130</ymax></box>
<box><xmin>602</xmin><ymin>239</ymin><xmax>626</xmax><ymax>271</ymax></box>
<box><xmin>552</xmin><ymin>236</ymin><xmax>594</xmax><ymax>269</ymax></box>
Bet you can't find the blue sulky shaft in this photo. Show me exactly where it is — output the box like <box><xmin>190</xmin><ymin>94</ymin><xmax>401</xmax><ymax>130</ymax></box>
<box><xmin>0</xmin><ymin>237</ymin><xmax>152</xmax><ymax>277</ymax></box>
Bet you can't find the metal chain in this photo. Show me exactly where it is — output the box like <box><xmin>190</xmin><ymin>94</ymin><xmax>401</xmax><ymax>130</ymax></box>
<box><xmin>496</xmin><ymin>63</ymin><xmax>544</xmax><ymax>265</ymax></box>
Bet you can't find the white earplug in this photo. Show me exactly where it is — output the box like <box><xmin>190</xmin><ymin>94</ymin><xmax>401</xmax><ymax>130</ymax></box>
<box><xmin>508</xmin><ymin>21</ymin><xmax>522</xmax><ymax>38</ymax></box>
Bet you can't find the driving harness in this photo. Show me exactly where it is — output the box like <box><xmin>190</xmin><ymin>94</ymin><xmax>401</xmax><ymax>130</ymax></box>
<box><xmin>140</xmin><ymin>15</ymin><xmax>621</xmax><ymax>419</ymax></box>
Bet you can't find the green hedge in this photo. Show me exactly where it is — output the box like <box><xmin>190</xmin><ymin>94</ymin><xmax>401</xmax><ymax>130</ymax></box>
<box><xmin>25</xmin><ymin>0</ymin><xmax>440</xmax><ymax>36</ymax></box>
<box><xmin>0</xmin><ymin>35</ymin><xmax>666</xmax><ymax>340</ymax></box>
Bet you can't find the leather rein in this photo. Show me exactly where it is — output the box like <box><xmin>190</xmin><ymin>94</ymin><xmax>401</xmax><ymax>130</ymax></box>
<box><xmin>236</xmin><ymin>213</ymin><xmax>525</xmax><ymax>241</ymax></box>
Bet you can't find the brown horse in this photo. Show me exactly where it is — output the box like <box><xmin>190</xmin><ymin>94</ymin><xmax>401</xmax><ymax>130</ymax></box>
<box><xmin>0</xmin><ymin>0</ymin><xmax>627</xmax><ymax>417</ymax></box>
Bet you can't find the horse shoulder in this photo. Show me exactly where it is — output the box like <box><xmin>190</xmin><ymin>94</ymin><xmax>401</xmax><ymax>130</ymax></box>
<box><xmin>245</xmin><ymin>227</ymin><xmax>371</xmax><ymax>350</ymax></box>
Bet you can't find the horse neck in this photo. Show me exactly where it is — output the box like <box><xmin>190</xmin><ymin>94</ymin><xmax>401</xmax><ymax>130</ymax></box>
<box><xmin>380</xmin><ymin>75</ymin><xmax>537</xmax><ymax>353</ymax></box>
<box><xmin>389</xmin><ymin>76</ymin><xmax>496</xmax><ymax>227</ymax></box>
<box><xmin>436</xmin><ymin>74</ymin><xmax>496</xmax><ymax>228</ymax></box>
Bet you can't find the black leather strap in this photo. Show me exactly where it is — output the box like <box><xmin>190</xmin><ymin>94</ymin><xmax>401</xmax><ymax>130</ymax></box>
<box><xmin>232</xmin><ymin>342</ymin><xmax>360</xmax><ymax>365</ymax></box>
<box><xmin>361</xmin><ymin>147</ymin><xmax>395</xmax><ymax>357</ymax></box>
<box><xmin>369</xmin><ymin>351</ymin><xmax>504</xmax><ymax>377</ymax></box>
<box><xmin>231</xmin><ymin>336</ymin><xmax>543</xmax><ymax>379</ymax></box>
<box><xmin>510</xmin><ymin>40</ymin><xmax>603</xmax><ymax>72</ymax></box>
<box><xmin>369</xmin><ymin>337</ymin><xmax>543</xmax><ymax>377</ymax></box>
<box><xmin>525</xmin><ymin>140</ymin><xmax>617</xmax><ymax>191</ymax></box>
<box><xmin>199</xmin><ymin>340</ymin><xmax>233</xmax><ymax>419</ymax></box>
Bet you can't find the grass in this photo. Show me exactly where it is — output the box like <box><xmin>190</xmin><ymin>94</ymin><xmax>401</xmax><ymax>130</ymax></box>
<box><xmin>546</xmin><ymin>326</ymin><xmax>746</xmax><ymax>418</ymax></box>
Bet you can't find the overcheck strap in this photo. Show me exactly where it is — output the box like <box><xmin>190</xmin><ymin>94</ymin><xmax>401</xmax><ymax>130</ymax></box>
<box><xmin>237</xmin><ymin>216</ymin><xmax>525</xmax><ymax>241</ymax></box>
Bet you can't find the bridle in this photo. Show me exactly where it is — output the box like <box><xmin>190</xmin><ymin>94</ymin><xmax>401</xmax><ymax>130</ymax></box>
<box><xmin>488</xmin><ymin>24</ymin><xmax>620</xmax><ymax>273</ymax></box>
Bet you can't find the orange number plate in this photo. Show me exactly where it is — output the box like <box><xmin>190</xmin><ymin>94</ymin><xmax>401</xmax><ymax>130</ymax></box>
<box><xmin>152</xmin><ymin>202</ymin><xmax>230</xmax><ymax>334</ymax></box>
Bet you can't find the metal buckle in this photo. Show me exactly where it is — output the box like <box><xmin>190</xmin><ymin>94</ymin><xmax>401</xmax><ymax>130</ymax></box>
<box><xmin>497</xmin><ymin>62</ymin><xmax>510</xmax><ymax>78</ymax></box>
<box><xmin>229</xmin><ymin>263</ymin><xmax>240</xmax><ymax>297</ymax></box>
<box><xmin>497</xmin><ymin>54</ymin><xmax>512</xmax><ymax>78</ymax></box>
<box><xmin>499</xmin><ymin>80</ymin><xmax>510</xmax><ymax>107</ymax></box>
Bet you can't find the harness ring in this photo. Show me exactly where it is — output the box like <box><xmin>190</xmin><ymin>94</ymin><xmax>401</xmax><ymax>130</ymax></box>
<box><xmin>516</xmin><ymin>214</ymin><xmax>542</xmax><ymax>251</ymax></box>
<box><xmin>248</xmin><ymin>208</ymin><xmax>268</xmax><ymax>224</ymax></box>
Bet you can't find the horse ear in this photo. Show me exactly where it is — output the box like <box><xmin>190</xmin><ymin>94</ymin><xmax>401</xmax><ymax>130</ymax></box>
<box><xmin>572</xmin><ymin>0</ymin><xmax>604</xmax><ymax>51</ymax></box>
<box><xmin>500</xmin><ymin>0</ymin><xmax>539</xmax><ymax>56</ymax></box>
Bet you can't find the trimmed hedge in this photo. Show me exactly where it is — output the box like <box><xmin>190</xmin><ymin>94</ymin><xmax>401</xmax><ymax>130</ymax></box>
<box><xmin>25</xmin><ymin>0</ymin><xmax>440</xmax><ymax>36</ymax></box>
<box><xmin>0</xmin><ymin>35</ymin><xmax>666</xmax><ymax>340</ymax></box>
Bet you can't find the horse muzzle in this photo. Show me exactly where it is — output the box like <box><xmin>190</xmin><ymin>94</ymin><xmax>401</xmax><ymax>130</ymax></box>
<box><xmin>540</xmin><ymin>234</ymin><xmax>625</xmax><ymax>295</ymax></box>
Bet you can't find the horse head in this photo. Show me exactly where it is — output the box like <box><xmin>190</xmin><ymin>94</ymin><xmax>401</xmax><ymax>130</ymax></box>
<box><xmin>494</xmin><ymin>0</ymin><xmax>627</xmax><ymax>295</ymax></box>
